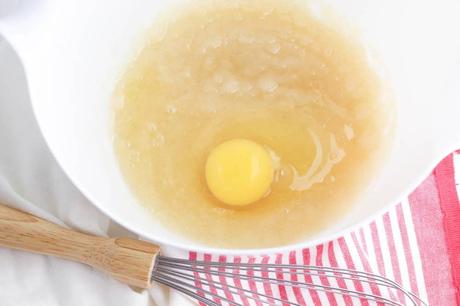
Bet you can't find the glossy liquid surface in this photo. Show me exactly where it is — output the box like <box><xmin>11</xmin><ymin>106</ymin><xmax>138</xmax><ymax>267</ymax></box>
<box><xmin>113</xmin><ymin>0</ymin><xmax>394</xmax><ymax>248</ymax></box>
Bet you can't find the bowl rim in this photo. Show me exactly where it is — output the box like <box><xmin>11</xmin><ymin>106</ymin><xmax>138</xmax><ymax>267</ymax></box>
<box><xmin>3</xmin><ymin>0</ymin><xmax>460</xmax><ymax>256</ymax></box>
<box><xmin>7</xmin><ymin>23</ymin><xmax>456</xmax><ymax>256</ymax></box>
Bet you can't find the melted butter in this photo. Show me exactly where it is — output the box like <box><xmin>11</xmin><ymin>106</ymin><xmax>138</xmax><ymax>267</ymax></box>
<box><xmin>113</xmin><ymin>0</ymin><xmax>395</xmax><ymax>248</ymax></box>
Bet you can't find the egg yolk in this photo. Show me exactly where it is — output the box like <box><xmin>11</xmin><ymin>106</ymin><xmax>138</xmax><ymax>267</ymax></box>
<box><xmin>205</xmin><ymin>139</ymin><xmax>274</xmax><ymax>206</ymax></box>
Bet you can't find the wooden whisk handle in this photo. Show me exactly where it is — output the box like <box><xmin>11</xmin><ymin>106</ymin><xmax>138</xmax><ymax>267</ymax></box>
<box><xmin>0</xmin><ymin>203</ymin><xmax>160</xmax><ymax>289</ymax></box>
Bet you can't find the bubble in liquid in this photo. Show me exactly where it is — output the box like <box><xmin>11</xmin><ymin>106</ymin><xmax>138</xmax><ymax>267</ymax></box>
<box><xmin>151</xmin><ymin>134</ymin><xmax>165</xmax><ymax>147</ymax></box>
<box><xmin>205</xmin><ymin>56</ymin><xmax>215</xmax><ymax>67</ymax></box>
<box><xmin>324</xmin><ymin>47</ymin><xmax>334</xmax><ymax>57</ymax></box>
<box><xmin>209</xmin><ymin>37</ymin><xmax>223</xmax><ymax>48</ymax></box>
<box><xmin>183</xmin><ymin>68</ymin><xmax>192</xmax><ymax>78</ymax></box>
<box><xmin>147</xmin><ymin>122</ymin><xmax>158</xmax><ymax>131</ymax></box>
<box><xmin>151</xmin><ymin>21</ymin><xmax>169</xmax><ymax>43</ymax></box>
<box><xmin>240</xmin><ymin>81</ymin><xmax>253</xmax><ymax>93</ymax></box>
<box><xmin>344</xmin><ymin>124</ymin><xmax>355</xmax><ymax>141</ymax></box>
<box><xmin>213</xmin><ymin>207</ymin><xmax>230</xmax><ymax>215</ymax></box>
<box><xmin>261</xmin><ymin>7</ymin><xmax>275</xmax><ymax>19</ymax></box>
<box><xmin>213</xmin><ymin>73</ymin><xmax>224</xmax><ymax>84</ymax></box>
<box><xmin>166</xmin><ymin>105</ymin><xmax>177</xmax><ymax>114</ymax></box>
<box><xmin>113</xmin><ymin>95</ymin><xmax>125</xmax><ymax>110</ymax></box>
<box><xmin>238</xmin><ymin>35</ymin><xmax>255</xmax><ymax>44</ymax></box>
<box><xmin>258</xmin><ymin>77</ymin><xmax>279</xmax><ymax>93</ymax></box>
<box><xmin>223</xmin><ymin>80</ymin><xmax>240</xmax><ymax>94</ymax></box>
<box><xmin>268</xmin><ymin>42</ymin><xmax>281</xmax><ymax>54</ymax></box>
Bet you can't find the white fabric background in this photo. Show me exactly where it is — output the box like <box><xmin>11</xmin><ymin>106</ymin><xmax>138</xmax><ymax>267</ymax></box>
<box><xmin>0</xmin><ymin>37</ymin><xmax>193</xmax><ymax>306</ymax></box>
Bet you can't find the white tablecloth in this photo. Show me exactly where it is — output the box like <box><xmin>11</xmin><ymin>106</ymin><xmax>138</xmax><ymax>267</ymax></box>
<box><xmin>0</xmin><ymin>36</ymin><xmax>194</xmax><ymax>306</ymax></box>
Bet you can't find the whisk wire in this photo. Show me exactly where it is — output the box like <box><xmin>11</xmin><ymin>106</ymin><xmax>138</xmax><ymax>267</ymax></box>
<box><xmin>156</xmin><ymin>267</ymin><xmax>302</xmax><ymax>306</ymax></box>
<box><xmin>157</xmin><ymin>265</ymin><xmax>405</xmax><ymax>306</ymax></box>
<box><xmin>153</xmin><ymin>275</ymin><xmax>221</xmax><ymax>306</ymax></box>
<box><xmin>158</xmin><ymin>258</ymin><xmax>422</xmax><ymax>305</ymax></box>
<box><xmin>153</xmin><ymin>256</ymin><xmax>427</xmax><ymax>306</ymax></box>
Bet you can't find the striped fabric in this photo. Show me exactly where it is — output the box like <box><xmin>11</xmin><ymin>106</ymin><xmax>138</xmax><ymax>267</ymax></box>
<box><xmin>189</xmin><ymin>152</ymin><xmax>460</xmax><ymax>305</ymax></box>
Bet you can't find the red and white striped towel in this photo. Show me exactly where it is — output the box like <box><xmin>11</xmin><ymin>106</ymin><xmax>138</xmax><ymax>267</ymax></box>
<box><xmin>188</xmin><ymin>152</ymin><xmax>460</xmax><ymax>305</ymax></box>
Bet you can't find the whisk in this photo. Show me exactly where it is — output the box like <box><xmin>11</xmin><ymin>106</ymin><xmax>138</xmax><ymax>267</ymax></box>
<box><xmin>154</xmin><ymin>256</ymin><xmax>427</xmax><ymax>306</ymax></box>
<box><xmin>0</xmin><ymin>203</ymin><xmax>426</xmax><ymax>306</ymax></box>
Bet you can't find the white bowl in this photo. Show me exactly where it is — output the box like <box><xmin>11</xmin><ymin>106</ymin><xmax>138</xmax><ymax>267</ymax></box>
<box><xmin>1</xmin><ymin>0</ymin><xmax>459</xmax><ymax>254</ymax></box>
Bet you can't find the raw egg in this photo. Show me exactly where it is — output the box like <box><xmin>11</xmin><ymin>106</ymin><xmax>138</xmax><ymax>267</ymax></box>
<box><xmin>205</xmin><ymin>139</ymin><xmax>274</xmax><ymax>206</ymax></box>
